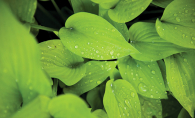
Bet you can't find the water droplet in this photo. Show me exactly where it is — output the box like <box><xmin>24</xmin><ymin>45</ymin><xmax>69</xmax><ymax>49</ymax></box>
<box><xmin>141</xmin><ymin>7</ymin><xmax>144</xmax><ymax>10</ymax></box>
<box><xmin>124</xmin><ymin>99</ymin><xmax>131</xmax><ymax>108</ymax></box>
<box><xmin>184</xmin><ymin>58</ymin><xmax>187</xmax><ymax>62</ymax></box>
<box><xmin>111</xmin><ymin>56</ymin><xmax>115</xmax><ymax>59</ymax></box>
<box><xmin>94</xmin><ymin>31</ymin><xmax>98</xmax><ymax>34</ymax></box>
<box><xmin>138</xmin><ymin>83</ymin><xmax>148</xmax><ymax>92</ymax></box>
<box><xmin>89</xmin><ymin>72</ymin><xmax>91</xmax><ymax>75</ymax></box>
<box><xmin>100</xmin><ymin>56</ymin><xmax>103</xmax><ymax>59</ymax></box>
<box><xmin>185</xmin><ymin>10</ymin><xmax>188</xmax><ymax>13</ymax></box>
<box><xmin>112</xmin><ymin>29</ymin><xmax>116</xmax><ymax>32</ymax></box>
<box><xmin>4</xmin><ymin>110</ymin><xmax>7</xmax><ymax>113</ymax></box>
<box><xmin>150</xmin><ymin>95</ymin><xmax>154</xmax><ymax>98</ymax></box>
<box><xmin>87</xmin><ymin>42</ymin><xmax>90</xmax><ymax>45</ymax></box>
<box><xmin>81</xmin><ymin>52</ymin><xmax>84</xmax><ymax>54</ymax></box>
<box><xmin>88</xmin><ymin>62</ymin><xmax>91</xmax><ymax>65</ymax></box>
<box><xmin>131</xmin><ymin>92</ymin><xmax>135</xmax><ymax>97</ymax></box>
<box><xmin>29</xmin><ymin>86</ymin><xmax>33</xmax><ymax>90</ymax></box>
<box><xmin>136</xmin><ymin>74</ymin><xmax>138</xmax><ymax>76</ymax></box>
<box><xmin>192</xmin><ymin>37</ymin><xmax>195</xmax><ymax>40</ymax></box>
<box><xmin>96</xmin><ymin>50</ymin><xmax>99</xmax><ymax>53</ymax></box>
<box><xmin>110</xmin><ymin>50</ymin><xmax>114</xmax><ymax>55</ymax></box>
<box><xmin>133</xmin><ymin>78</ymin><xmax>136</xmax><ymax>80</ymax></box>
<box><xmin>140</xmin><ymin>78</ymin><xmax>143</xmax><ymax>81</ymax></box>
<box><xmin>156</xmin><ymin>91</ymin><xmax>158</xmax><ymax>93</ymax></box>
<box><xmin>90</xmin><ymin>80</ymin><xmax>93</xmax><ymax>82</ymax></box>
<box><xmin>97</xmin><ymin>81</ymin><xmax>101</xmax><ymax>84</ymax></box>
<box><xmin>176</xmin><ymin>17</ymin><xmax>181</xmax><ymax>22</ymax></box>
<box><xmin>151</xmin><ymin>70</ymin><xmax>155</xmax><ymax>74</ymax></box>
<box><xmin>75</xmin><ymin>45</ymin><xmax>78</xmax><ymax>48</ymax></box>
<box><xmin>173</xmin><ymin>13</ymin><xmax>177</xmax><ymax>16</ymax></box>
<box><xmin>191</xmin><ymin>41</ymin><xmax>194</xmax><ymax>44</ymax></box>
<box><xmin>175</xmin><ymin>27</ymin><xmax>178</xmax><ymax>29</ymax></box>
<box><xmin>182</xmin><ymin>34</ymin><xmax>186</xmax><ymax>38</ymax></box>
<box><xmin>131</xmin><ymin>13</ymin><xmax>134</xmax><ymax>15</ymax></box>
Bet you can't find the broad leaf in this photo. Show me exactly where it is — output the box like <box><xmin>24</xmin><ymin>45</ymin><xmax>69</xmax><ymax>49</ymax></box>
<box><xmin>91</xmin><ymin>0</ymin><xmax>117</xmax><ymax>3</ymax></box>
<box><xmin>12</xmin><ymin>95</ymin><xmax>51</xmax><ymax>118</ymax></box>
<box><xmin>99</xmin><ymin>6</ymin><xmax>130</xmax><ymax>42</ymax></box>
<box><xmin>71</xmin><ymin>0</ymin><xmax>99</xmax><ymax>15</ymax></box>
<box><xmin>109</xmin><ymin>68</ymin><xmax>122</xmax><ymax>80</ymax></box>
<box><xmin>63</xmin><ymin>61</ymin><xmax>117</xmax><ymax>95</ymax></box>
<box><xmin>92</xmin><ymin>109</ymin><xmax>108</xmax><ymax>118</ymax></box>
<box><xmin>39</xmin><ymin>39</ymin><xmax>86</xmax><ymax>86</ymax></box>
<box><xmin>156</xmin><ymin>18</ymin><xmax>195</xmax><ymax>49</ymax></box>
<box><xmin>178</xmin><ymin>108</ymin><xmax>191</xmax><ymax>118</ymax></box>
<box><xmin>48</xmin><ymin>94</ymin><xmax>97</xmax><ymax>118</ymax></box>
<box><xmin>129</xmin><ymin>22</ymin><xmax>189</xmax><ymax>61</ymax></box>
<box><xmin>0</xmin><ymin>1</ymin><xmax>52</xmax><ymax>117</ymax></box>
<box><xmin>138</xmin><ymin>94</ymin><xmax>162</xmax><ymax>118</ymax></box>
<box><xmin>103</xmin><ymin>79</ymin><xmax>141</xmax><ymax>118</ymax></box>
<box><xmin>59</xmin><ymin>12</ymin><xmax>139</xmax><ymax>60</ymax></box>
<box><xmin>93</xmin><ymin>0</ymin><xmax>119</xmax><ymax>9</ymax></box>
<box><xmin>118</xmin><ymin>56</ymin><xmax>167</xmax><ymax>99</ymax></box>
<box><xmin>164</xmin><ymin>51</ymin><xmax>195</xmax><ymax>117</ymax></box>
<box><xmin>152</xmin><ymin>0</ymin><xmax>173</xmax><ymax>8</ymax></box>
<box><xmin>108</xmin><ymin>0</ymin><xmax>152</xmax><ymax>23</ymax></box>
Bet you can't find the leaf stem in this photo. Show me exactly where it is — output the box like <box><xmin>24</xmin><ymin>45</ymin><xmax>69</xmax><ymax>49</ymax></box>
<box><xmin>26</xmin><ymin>22</ymin><xmax>59</xmax><ymax>32</ymax></box>
<box><xmin>51</xmin><ymin>0</ymin><xmax>66</xmax><ymax>21</ymax></box>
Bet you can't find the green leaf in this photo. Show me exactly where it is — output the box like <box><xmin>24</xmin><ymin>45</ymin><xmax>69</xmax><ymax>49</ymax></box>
<box><xmin>109</xmin><ymin>68</ymin><xmax>122</xmax><ymax>80</ymax></box>
<box><xmin>59</xmin><ymin>12</ymin><xmax>139</xmax><ymax>60</ymax></box>
<box><xmin>164</xmin><ymin>51</ymin><xmax>195</xmax><ymax>117</ymax></box>
<box><xmin>138</xmin><ymin>94</ymin><xmax>162</xmax><ymax>118</ymax></box>
<box><xmin>156</xmin><ymin>18</ymin><xmax>195</xmax><ymax>49</ymax></box>
<box><xmin>63</xmin><ymin>61</ymin><xmax>117</xmax><ymax>95</ymax></box>
<box><xmin>39</xmin><ymin>39</ymin><xmax>86</xmax><ymax>86</ymax></box>
<box><xmin>103</xmin><ymin>79</ymin><xmax>141</xmax><ymax>118</ymax></box>
<box><xmin>118</xmin><ymin>56</ymin><xmax>167</xmax><ymax>99</ymax></box>
<box><xmin>91</xmin><ymin>0</ymin><xmax>117</xmax><ymax>3</ymax></box>
<box><xmin>108</xmin><ymin>0</ymin><xmax>152</xmax><ymax>23</ymax></box>
<box><xmin>152</xmin><ymin>0</ymin><xmax>173</xmax><ymax>8</ymax></box>
<box><xmin>92</xmin><ymin>0</ymin><xmax>119</xmax><ymax>9</ymax></box>
<box><xmin>0</xmin><ymin>1</ymin><xmax>52</xmax><ymax>116</ymax></box>
<box><xmin>178</xmin><ymin>108</ymin><xmax>191</xmax><ymax>118</ymax></box>
<box><xmin>86</xmin><ymin>87</ymin><xmax>104</xmax><ymax>111</ymax></box>
<box><xmin>99</xmin><ymin>6</ymin><xmax>130</xmax><ymax>42</ymax></box>
<box><xmin>71</xmin><ymin>0</ymin><xmax>99</xmax><ymax>15</ymax></box>
<box><xmin>129</xmin><ymin>22</ymin><xmax>189</xmax><ymax>61</ymax></box>
<box><xmin>48</xmin><ymin>94</ymin><xmax>96</xmax><ymax>118</ymax></box>
<box><xmin>92</xmin><ymin>109</ymin><xmax>108</xmax><ymax>118</ymax></box>
<box><xmin>12</xmin><ymin>95</ymin><xmax>51</xmax><ymax>118</ymax></box>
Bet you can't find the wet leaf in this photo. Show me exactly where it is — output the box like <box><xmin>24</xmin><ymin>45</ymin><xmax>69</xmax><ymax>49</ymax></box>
<box><xmin>152</xmin><ymin>0</ymin><xmax>173</xmax><ymax>8</ymax></box>
<box><xmin>103</xmin><ymin>79</ymin><xmax>141</xmax><ymax>118</ymax></box>
<box><xmin>59</xmin><ymin>12</ymin><xmax>139</xmax><ymax>60</ymax></box>
<box><xmin>118</xmin><ymin>56</ymin><xmax>167</xmax><ymax>99</ymax></box>
<box><xmin>129</xmin><ymin>22</ymin><xmax>190</xmax><ymax>61</ymax></box>
<box><xmin>108</xmin><ymin>0</ymin><xmax>152</xmax><ymax>23</ymax></box>
<box><xmin>92</xmin><ymin>109</ymin><xmax>108</xmax><ymax>118</ymax></box>
<box><xmin>39</xmin><ymin>39</ymin><xmax>86</xmax><ymax>86</ymax></box>
<box><xmin>164</xmin><ymin>51</ymin><xmax>195</xmax><ymax>117</ymax></box>
<box><xmin>63</xmin><ymin>61</ymin><xmax>117</xmax><ymax>95</ymax></box>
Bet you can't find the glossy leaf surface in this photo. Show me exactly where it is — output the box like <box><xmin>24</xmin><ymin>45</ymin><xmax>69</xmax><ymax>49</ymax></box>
<box><xmin>39</xmin><ymin>39</ymin><xmax>86</xmax><ymax>86</ymax></box>
<box><xmin>129</xmin><ymin>22</ymin><xmax>189</xmax><ymax>61</ymax></box>
<box><xmin>103</xmin><ymin>79</ymin><xmax>141</xmax><ymax>118</ymax></box>
<box><xmin>108</xmin><ymin>0</ymin><xmax>152</xmax><ymax>23</ymax></box>
<box><xmin>118</xmin><ymin>56</ymin><xmax>167</xmax><ymax>99</ymax></box>
<box><xmin>48</xmin><ymin>94</ymin><xmax>96</xmax><ymax>118</ymax></box>
<box><xmin>0</xmin><ymin>2</ymin><xmax>52</xmax><ymax>118</ymax></box>
<box><xmin>152</xmin><ymin>0</ymin><xmax>173</xmax><ymax>8</ymax></box>
<box><xmin>12</xmin><ymin>95</ymin><xmax>51</xmax><ymax>118</ymax></box>
<box><xmin>139</xmin><ymin>95</ymin><xmax>162</xmax><ymax>118</ymax></box>
<box><xmin>63</xmin><ymin>61</ymin><xmax>117</xmax><ymax>95</ymax></box>
<box><xmin>59</xmin><ymin>12</ymin><xmax>139</xmax><ymax>60</ymax></box>
<box><xmin>92</xmin><ymin>109</ymin><xmax>108</xmax><ymax>118</ymax></box>
<box><xmin>164</xmin><ymin>51</ymin><xmax>195</xmax><ymax>117</ymax></box>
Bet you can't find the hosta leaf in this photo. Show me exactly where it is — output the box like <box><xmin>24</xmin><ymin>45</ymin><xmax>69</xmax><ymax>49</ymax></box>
<box><xmin>156</xmin><ymin>18</ymin><xmax>195</xmax><ymax>49</ymax></box>
<box><xmin>92</xmin><ymin>109</ymin><xmax>108</xmax><ymax>118</ymax></box>
<box><xmin>39</xmin><ymin>39</ymin><xmax>86</xmax><ymax>86</ymax></box>
<box><xmin>152</xmin><ymin>0</ymin><xmax>173</xmax><ymax>8</ymax></box>
<box><xmin>161</xmin><ymin>0</ymin><xmax>195</xmax><ymax>28</ymax></box>
<box><xmin>0</xmin><ymin>2</ymin><xmax>52</xmax><ymax>117</ymax></box>
<box><xmin>86</xmin><ymin>87</ymin><xmax>104</xmax><ymax>111</ymax></box>
<box><xmin>164</xmin><ymin>51</ymin><xmax>195</xmax><ymax>117</ymax></box>
<box><xmin>108</xmin><ymin>0</ymin><xmax>152</xmax><ymax>23</ymax></box>
<box><xmin>99</xmin><ymin>6</ymin><xmax>130</xmax><ymax>42</ymax></box>
<box><xmin>12</xmin><ymin>95</ymin><xmax>51</xmax><ymax>118</ymax></box>
<box><xmin>91</xmin><ymin>0</ymin><xmax>117</xmax><ymax>3</ymax></box>
<box><xmin>118</xmin><ymin>56</ymin><xmax>167</xmax><ymax>99</ymax></box>
<box><xmin>103</xmin><ymin>79</ymin><xmax>141</xmax><ymax>118</ymax></box>
<box><xmin>59</xmin><ymin>12</ymin><xmax>139</xmax><ymax>60</ymax></box>
<box><xmin>138</xmin><ymin>94</ymin><xmax>162</xmax><ymax>118</ymax></box>
<box><xmin>63</xmin><ymin>61</ymin><xmax>117</xmax><ymax>95</ymax></box>
<box><xmin>48</xmin><ymin>94</ymin><xmax>96</xmax><ymax>118</ymax></box>
<box><xmin>129</xmin><ymin>22</ymin><xmax>189</xmax><ymax>61</ymax></box>
<box><xmin>178</xmin><ymin>108</ymin><xmax>191</xmax><ymax>118</ymax></box>
<box><xmin>109</xmin><ymin>68</ymin><xmax>122</xmax><ymax>80</ymax></box>
<box><xmin>71</xmin><ymin>0</ymin><xmax>99</xmax><ymax>15</ymax></box>
<box><xmin>94</xmin><ymin>0</ymin><xmax>119</xmax><ymax>9</ymax></box>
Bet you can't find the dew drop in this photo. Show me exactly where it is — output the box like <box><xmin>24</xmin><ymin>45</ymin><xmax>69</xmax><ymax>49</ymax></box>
<box><xmin>96</xmin><ymin>50</ymin><xmax>99</xmax><ymax>53</ymax></box>
<box><xmin>112</xmin><ymin>29</ymin><xmax>116</xmax><ymax>32</ymax></box>
<box><xmin>150</xmin><ymin>95</ymin><xmax>154</xmax><ymax>98</ymax></box>
<box><xmin>81</xmin><ymin>52</ymin><xmax>84</xmax><ymax>54</ymax></box>
<box><xmin>192</xmin><ymin>37</ymin><xmax>195</xmax><ymax>40</ymax></box>
<box><xmin>184</xmin><ymin>58</ymin><xmax>187</xmax><ymax>62</ymax></box>
<box><xmin>133</xmin><ymin>78</ymin><xmax>136</xmax><ymax>80</ymax></box>
<box><xmin>88</xmin><ymin>62</ymin><xmax>91</xmax><ymax>65</ymax></box>
<box><xmin>131</xmin><ymin>92</ymin><xmax>135</xmax><ymax>97</ymax></box>
<box><xmin>182</xmin><ymin>34</ymin><xmax>186</xmax><ymax>38</ymax></box>
<box><xmin>185</xmin><ymin>10</ymin><xmax>188</xmax><ymax>13</ymax></box>
<box><xmin>110</xmin><ymin>50</ymin><xmax>114</xmax><ymax>55</ymax></box>
<box><xmin>97</xmin><ymin>81</ymin><xmax>101</xmax><ymax>84</ymax></box>
<box><xmin>174</xmin><ymin>27</ymin><xmax>178</xmax><ymax>29</ymax></box>
<box><xmin>138</xmin><ymin>83</ymin><xmax>148</xmax><ymax>92</ymax></box>
<box><xmin>90</xmin><ymin>80</ymin><xmax>93</xmax><ymax>82</ymax></box>
<box><xmin>87</xmin><ymin>42</ymin><xmax>90</xmax><ymax>45</ymax></box>
<box><xmin>75</xmin><ymin>45</ymin><xmax>78</xmax><ymax>48</ymax></box>
<box><xmin>173</xmin><ymin>13</ymin><xmax>177</xmax><ymax>16</ymax></box>
<box><xmin>124</xmin><ymin>99</ymin><xmax>131</xmax><ymax>108</ymax></box>
<box><xmin>140</xmin><ymin>78</ymin><xmax>143</xmax><ymax>81</ymax></box>
<box><xmin>176</xmin><ymin>17</ymin><xmax>181</xmax><ymax>22</ymax></box>
<box><xmin>151</xmin><ymin>70</ymin><xmax>155</xmax><ymax>74</ymax></box>
<box><xmin>131</xmin><ymin>13</ymin><xmax>134</xmax><ymax>15</ymax></box>
<box><xmin>89</xmin><ymin>72</ymin><xmax>91</xmax><ymax>75</ymax></box>
<box><xmin>191</xmin><ymin>41</ymin><xmax>194</xmax><ymax>44</ymax></box>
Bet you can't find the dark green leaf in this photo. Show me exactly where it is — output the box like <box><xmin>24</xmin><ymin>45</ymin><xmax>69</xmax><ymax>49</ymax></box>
<box><xmin>63</xmin><ymin>61</ymin><xmax>117</xmax><ymax>95</ymax></box>
<box><xmin>118</xmin><ymin>56</ymin><xmax>167</xmax><ymax>99</ymax></box>
<box><xmin>48</xmin><ymin>94</ymin><xmax>97</xmax><ymax>118</ymax></box>
<box><xmin>92</xmin><ymin>109</ymin><xmax>108</xmax><ymax>118</ymax></box>
<box><xmin>103</xmin><ymin>79</ymin><xmax>141</xmax><ymax>118</ymax></box>
<box><xmin>108</xmin><ymin>0</ymin><xmax>152</xmax><ymax>23</ymax></box>
<box><xmin>178</xmin><ymin>108</ymin><xmax>191</xmax><ymax>118</ymax></box>
<box><xmin>164</xmin><ymin>51</ymin><xmax>195</xmax><ymax>117</ymax></box>
<box><xmin>39</xmin><ymin>39</ymin><xmax>86</xmax><ymax>86</ymax></box>
<box><xmin>59</xmin><ymin>12</ymin><xmax>139</xmax><ymax>60</ymax></box>
<box><xmin>129</xmin><ymin>22</ymin><xmax>190</xmax><ymax>61</ymax></box>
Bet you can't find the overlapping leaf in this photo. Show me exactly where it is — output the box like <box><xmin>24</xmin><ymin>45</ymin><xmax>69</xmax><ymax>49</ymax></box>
<box><xmin>178</xmin><ymin>108</ymin><xmax>191</xmax><ymax>118</ymax></box>
<box><xmin>92</xmin><ymin>0</ymin><xmax>119</xmax><ymax>9</ymax></box>
<box><xmin>71</xmin><ymin>0</ymin><xmax>99</xmax><ymax>15</ymax></box>
<box><xmin>108</xmin><ymin>0</ymin><xmax>152</xmax><ymax>23</ymax></box>
<box><xmin>39</xmin><ymin>39</ymin><xmax>86</xmax><ymax>86</ymax></box>
<box><xmin>118</xmin><ymin>56</ymin><xmax>167</xmax><ymax>99</ymax></box>
<box><xmin>63</xmin><ymin>61</ymin><xmax>117</xmax><ymax>95</ymax></box>
<box><xmin>138</xmin><ymin>95</ymin><xmax>162</xmax><ymax>118</ymax></box>
<box><xmin>164</xmin><ymin>51</ymin><xmax>195</xmax><ymax>117</ymax></box>
<box><xmin>59</xmin><ymin>12</ymin><xmax>139</xmax><ymax>60</ymax></box>
<box><xmin>92</xmin><ymin>109</ymin><xmax>108</xmax><ymax>118</ymax></box>
<box><xmin>129</xmin><ymin>22</ymin><xmax>190</xmax><ymax>61</ymax></box>
<box><xmin>152</xmin><ymin>0</ymin><xmax>173</xmax><ymax>8</ymax></box>
<box><xmin>156</xmin><ymin>0</ymin><xmax>195</xmax><ymax>49</ymax></box>
<box><xmin>103</xmin><ymin>79</ymin><xmax>141</xmax><ymax>118</ymax></box>
<box><xmin>0</xmin><ymin>1</ymin><xmax>52</xmax><ymax>117</ymax></box>
<box><xmin>48</xmin><ymin>94</ymin><xmax>97</xmax><ymax>118</ymax></box>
